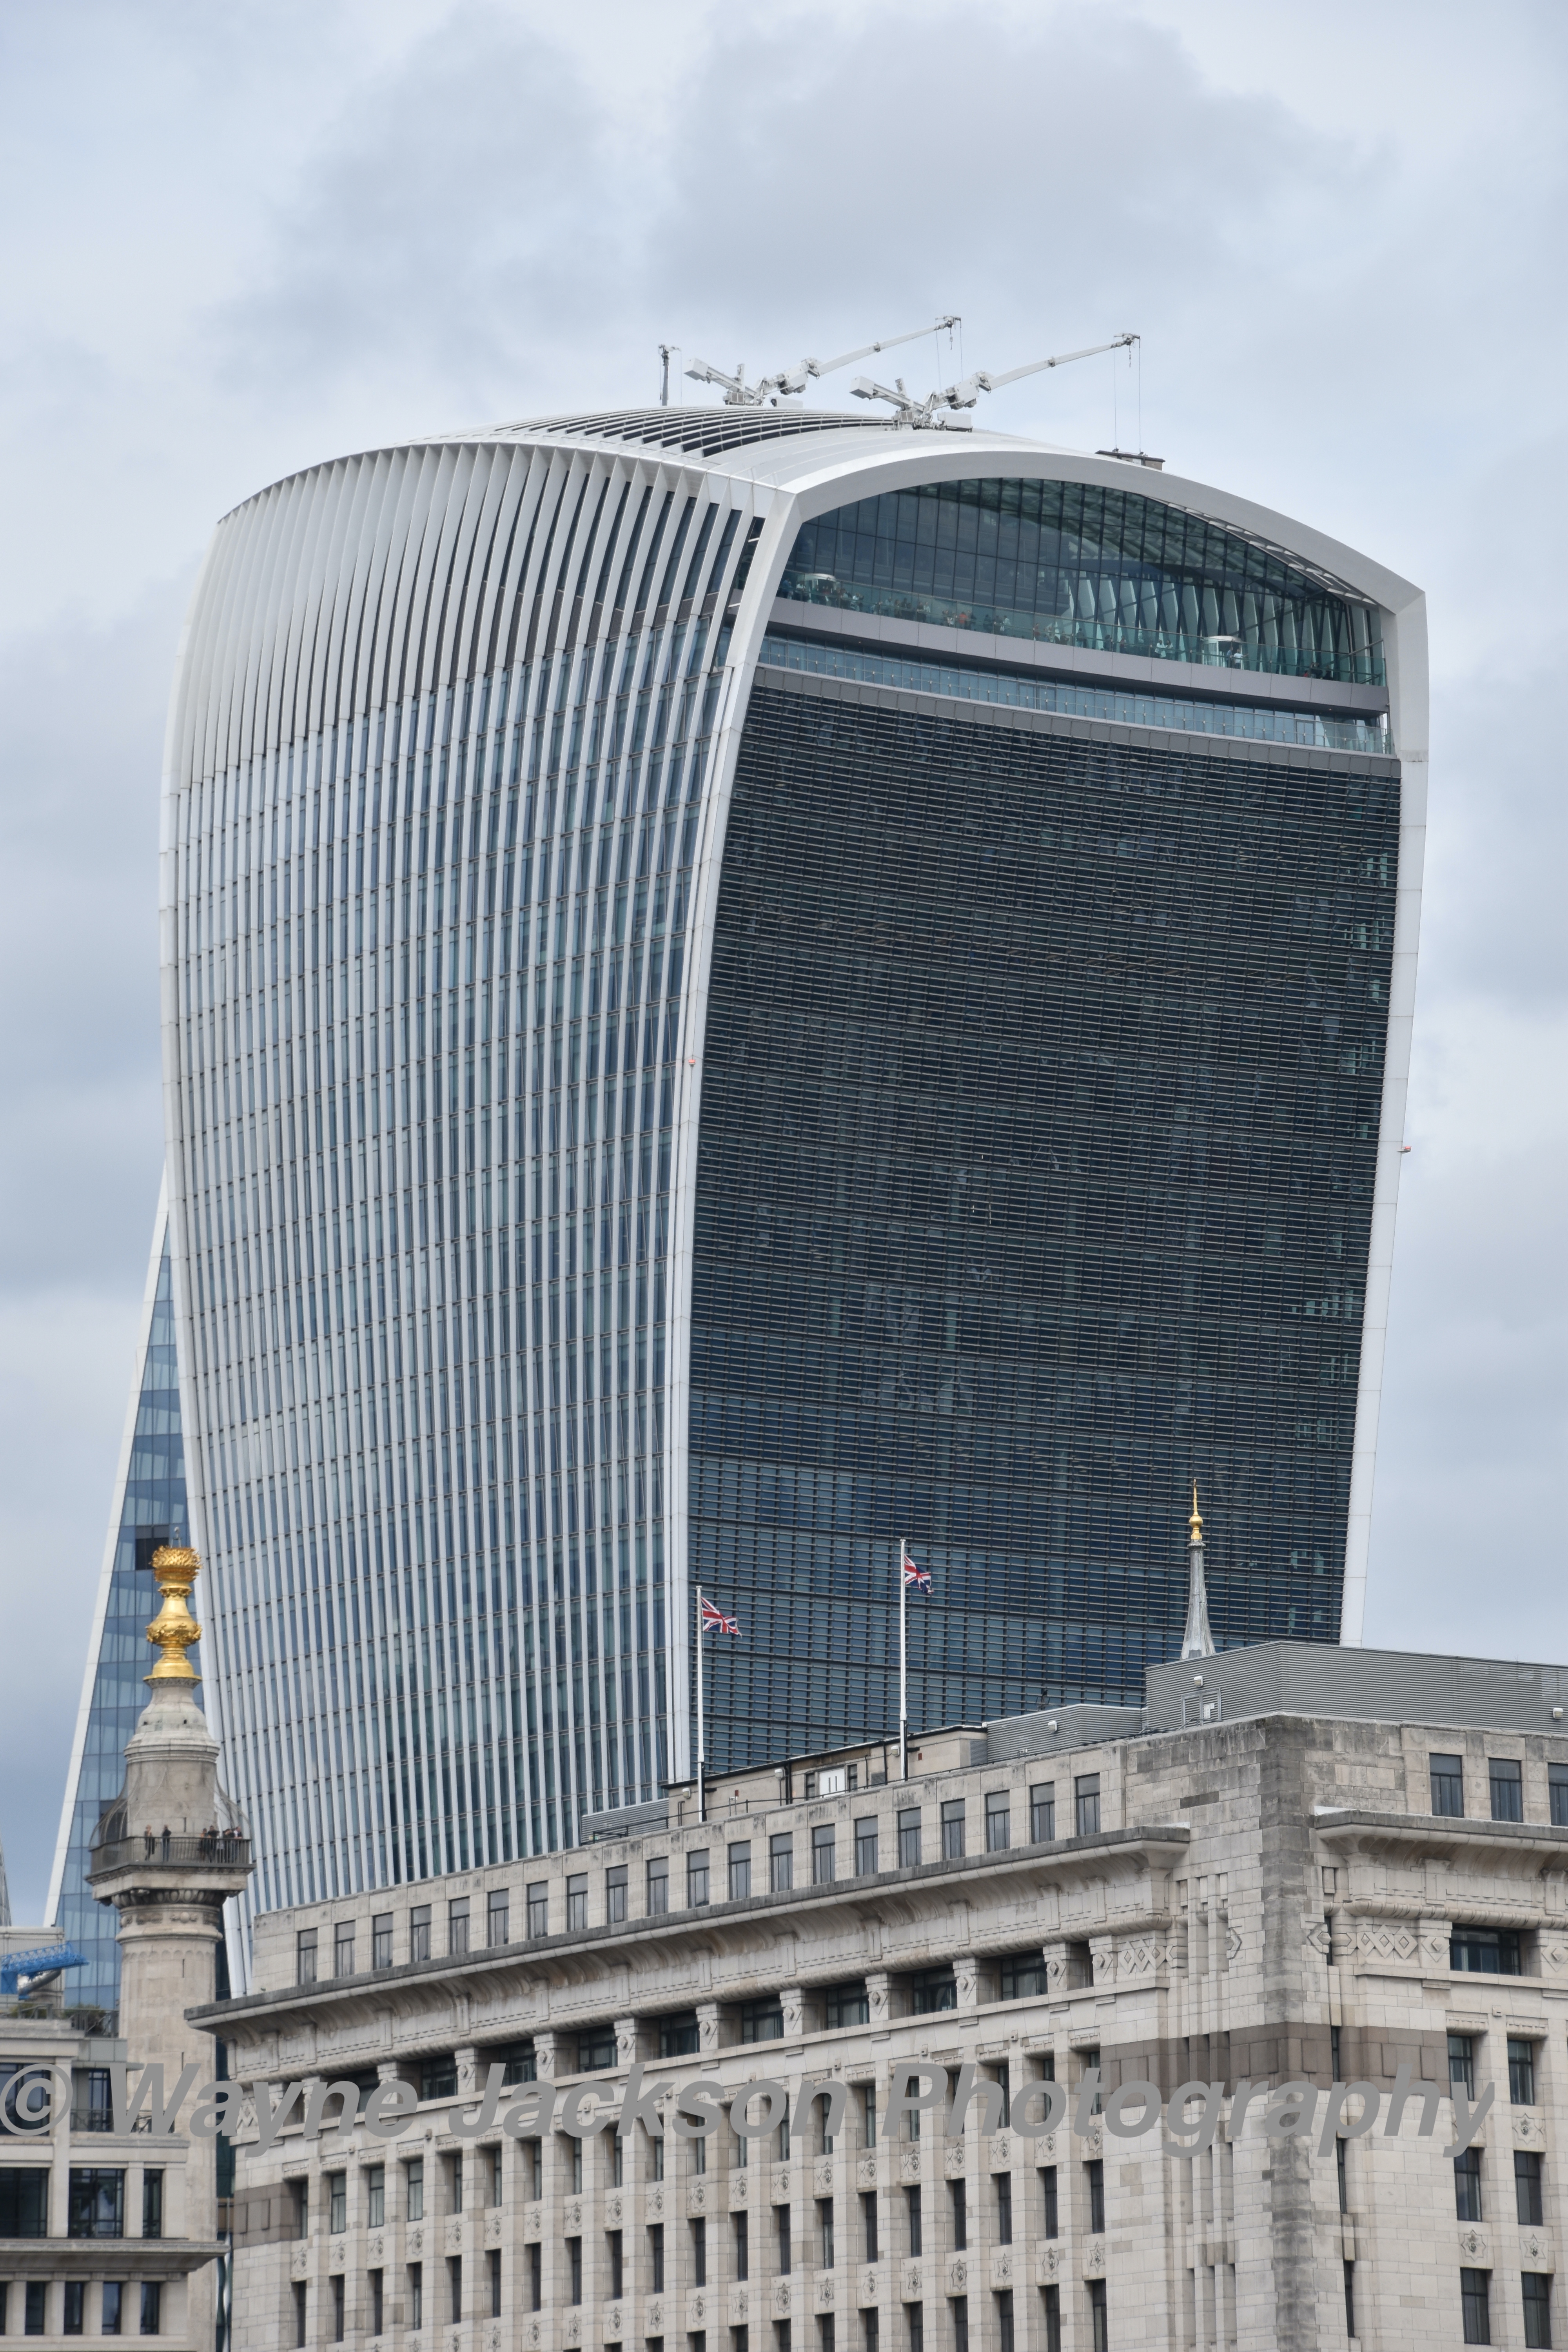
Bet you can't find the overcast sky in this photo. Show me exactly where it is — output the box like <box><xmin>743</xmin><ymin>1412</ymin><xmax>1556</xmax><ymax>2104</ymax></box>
<box><xmin>2</xmin><ymin>0</ymin><xmax>1564</xmax><ymax>1921</ymax></box>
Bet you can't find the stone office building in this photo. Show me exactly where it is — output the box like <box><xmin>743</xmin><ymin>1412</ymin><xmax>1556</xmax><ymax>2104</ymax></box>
<box><xmin>201</xmin><ymin>1641</ymin><xmax>1568</xmax><ymax>2352</ymax></box>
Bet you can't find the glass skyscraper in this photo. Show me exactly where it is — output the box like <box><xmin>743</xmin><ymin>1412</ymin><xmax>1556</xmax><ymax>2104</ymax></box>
<box><xmin>145</xmin><ymin>405</ymin><xmax>1423</xmax><ymax>1976</ymax></box>
<box><xmin>50</xmin><ymin>1191</ymin><xmax>190</xmax><ymax>2010</ymax></box>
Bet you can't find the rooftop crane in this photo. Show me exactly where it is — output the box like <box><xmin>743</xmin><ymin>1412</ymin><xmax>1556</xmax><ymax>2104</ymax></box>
<box><xmin>686</xmin><ymin>317</ymin><xmax>961</xmax><ymax>409</ymax></box>
<box><xmin>851</xmin><ymin>332</ymin><xmax>1139</xmax><ymax>428</ymax></box>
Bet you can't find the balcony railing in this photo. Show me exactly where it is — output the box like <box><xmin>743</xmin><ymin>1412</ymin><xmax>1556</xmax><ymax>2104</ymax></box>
<box><xmin>91</xmin><ymin>1833</ymin><xmax>252</xmax><ymax>1872</ymax></box>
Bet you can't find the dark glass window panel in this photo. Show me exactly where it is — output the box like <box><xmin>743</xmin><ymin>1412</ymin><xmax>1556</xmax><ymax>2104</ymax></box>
<box><xmin>1451</xmin><ymin>1928</ymin><xmax>1523</xmax><ymax>1976</ymax></box>
<box><xmin>1509</xmin><ymin>2039</ymin><xmax>1537</xmax><ymax>2107</ymax></box>
<box><xmin>1490</xmin><ymin>1759</ymin><xmax>1524</xmax><ymax>1822</ymax></box>
<box><xmin>1430</xmin><ymin>1754</ymin><xmax>1465</xmax><ymax>1817</ymax></box>
<box><xmin>1454</xmin><ymin>2148</ymin><xmax>1483</xmax><ymax>2222</ymax></box>
<box><xmin>1550</xmin><ymin>1765</ymin><xmax>1568</xmax><ymax>1827</ymax></box>
<box><xmin>692</xmin><ymin>688</ymin><xmax>1396</xmax><ymax>1763</ymax></box>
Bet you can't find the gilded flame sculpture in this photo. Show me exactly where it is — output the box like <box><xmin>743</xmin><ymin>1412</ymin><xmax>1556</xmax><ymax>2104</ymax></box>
<box><xmin>144</xmin><ymin>1543</ymin><xmax>203</xmax><ymax>1684</ymax></box>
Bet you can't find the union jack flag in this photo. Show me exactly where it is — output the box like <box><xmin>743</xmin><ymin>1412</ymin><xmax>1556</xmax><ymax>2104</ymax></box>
<box><xmin>699</xmin><ymin>1594</ymin><xmax>742</xmax><ymax>1637</ymax></box>
<box><xmin>901</xmin><ymin>1547</ymin><xmax>932</xmax><ymax>1593</ymax></box>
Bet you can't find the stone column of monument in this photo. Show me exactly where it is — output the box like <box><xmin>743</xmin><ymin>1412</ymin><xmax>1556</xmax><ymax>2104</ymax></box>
<box><xmin>89</xmin><ymin>1544</ymin><xmax>254</xmax><ymax>2345</ymax></box>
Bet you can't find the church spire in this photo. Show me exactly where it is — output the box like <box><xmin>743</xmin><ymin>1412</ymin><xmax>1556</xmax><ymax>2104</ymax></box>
<box><xmin>1181</xmin><ymin>1482</ymin><xmax>1216</xmax><ymax>1661</ymax></box>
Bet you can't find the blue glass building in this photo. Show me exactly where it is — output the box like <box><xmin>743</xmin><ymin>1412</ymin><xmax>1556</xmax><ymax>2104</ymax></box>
<box><xmin>147</xmin><ymin>407</ymin><xmax>1424</xmax><ymax>1978</ymax></box>
<box><xmin>49</xmin><ymin>1193</ymin><xmax>190</xmax><ymax>2012</ymax></box>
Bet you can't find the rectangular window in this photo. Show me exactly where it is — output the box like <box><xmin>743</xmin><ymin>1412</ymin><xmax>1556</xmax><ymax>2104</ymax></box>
<box><xmin>732</xmin><ymin>2214</ymin><xmax>747</xmax><ymax>2283</ymax></box>
<box><xmin>940</xmin><ymin>1801</ymin><xmax>965</xmax><ymax>1860</ymax></box>
<box><xmin>296</xmin><ymin>1930</ymin><xmax>318</xmax><ymax>1983</ymax></box>
<box><xmin>1550</xmin><ymin>1764</ymin><xmax>1568</xmax><ymax>1827</ymax></box>
<box><xmin>527</xmin><ymin>2140</ymin><xmax>543</xmax><ymax>2198</ymax></box>
<box><xmin>1343</xmin><ymin>2258</ymin><xmax>1356</xmax><ymax>2342</ymax></box>
<box><xmin>995</xmin><ymin>2175</ymin><xmax>1012</xmax><ymax>2246</ymax></box>
<box><xmin>527</xmin><ymin>1883</ymin><xmax>549</xmax><ymax>1936</ymax></box>
<box><xmin>25</xmin><ymin>2283</ymin><xmax>47</xmax><ymax>2338</ymax></box>
<box><xmin>819</xmin><ymin>2323</ymin><xmax>835</xmax><ymax>2352</ymax></box>
<box><xmin>729</xmin><ymin>1844</ymin><xmax>752</xmax><ymax>1901</ymax></box>
<box><xmin>1085</xmin><ymin>2160</ymin><xmax>1105</xmax><ymax>2234</ymax></box>
<box><xmin>579</xmin><ymin>2026</ymin><xmax>619</xmax><ymax>2073</ymax></box>
<box><xmin>949</xmin><ymin>2182</ymin><xmax>966</xmax><ymax>2252</ymax></box>
<box><xmin>660</xmin><ymin>2014</ymin><xmax>700</xmax><ymax>2059</ymax></box>
<box><xmin>410</xmin><ymin>1905</ymin><xmax>431</xmax><ymax>1963</ymax></box>
<box><xmin>1455</xmin><ymin>2148</ymin><xmax>1484</xmax><ymax>2221</ymax></box>
<box><xmin>567</xmin><ymin>1875</ymin><xmax>588</xmax><ymax>1931</ymax></box>
<box><xmin>607</xmin><ymin>1866</ymin><xmax>629</xmax><ymax>1924</ymax></box>
<box><xmin>1523</xmin><ymin>2274</ymin><xmax>1553</xmax><ymax>2350</ymax></box>
<box><xmin>370</xmin><ymin>2272</ymin><xmax>384</xmax><ymax>2335</ymax></box>
<box><xmin>0</xmin><ymin>2169</ymin><xmax>48</xmax><ymax>2237</ymax></box>
<box><xmin>949</xmin><ymin>2301</ymin><xmax>967</xmax><ymax>2352</ymax></box>
<box><xmin>1452</xmin><ymin>1926</ymin><xmax>1523</xmax><ymax>1975</ymax></box>
<box><xmin>140</xmin><ymin>2171</ymin><xmax>162</xmax><ymax>2241</ymax></box>
<box><xmin>824</xmin><ymin>1983</ymin><xmax>869</xmax><ymax>2031</ymax></box>
<box><xmin>1430</xmin><ymin>1752</ymin><xmax>1465</xmax><ymax>1815</ymax></box>
<box><xmin>406</xmin><ymin>2159</ymin><xmax>425</xmax><ymax>2222</ymax></box>
<box><xmin>488</xmin><ymin>1889</ymin><xmax>510</xmax><ymax>1946</ymax></box>
<box><xmin>1461</xmin><ymin>2268</ymin><xmax>1492</xmax><ymax>2346</ymax></box>
<box><xmin>906</xmin><ymin>2187</ymin><xmax>922</xmax><ymax>2257</ymax></box>
<box><xmin>330</xmin><ymin>2275</ymin><xmax>345</xmax><ymax>2344</ymax></box>
<box><xmin>569</xmin><ymin>2238</ymin><xmax>583</xmax><ymax>2305</ymax></box>
<box><xmin>449</xmin><ymin>1899</ymin><xmax>470</xmax><ymax>1956</ymax></box>
<box><xmin>995</xmin><ymin>2291</ymin><xmax>1013</xmax><ymax>2352</ymax></box>
<box><xmin>529</xmin><ymin>2244</ymin><xmax>543</xmax><ymax>2310</ymax></box>
<box><xmin>740</xmin><ymin>1999</ymin><xmax>784</xmax><ymax>2043</ymax></box>
<box><xmin>1086</xmin><ymin>2279</ymin><xmax>1107</xmax><ymax>2352</ymax></box>
<box><xmin>1029</xmin><ymin>1786</ymin><xmax>1056</xmax><ymax>1843</ymax></box>
<box><xmin>1450</xmin><ymin>2034</ymin><xmax>1476</xmax><ymax>2096</ymax></box>
<box><xmin>408</xmin><ymin>2267</ymin><xmax>423</xmax><ymax>2333</ymax></box>
<box><xmin>1490</xmin><ymin>1759</ymin><xmax>1524</xmax><ymax>1821</ymax></box>
<box><xmin>861</xmin><ymin>2086</ymin><xmax>878</xmax><ymax>2148</ymax></box>
<box><xmin>67</xmin><ymin>2169</ymin><xmax>125</xmax><ymax>2239</ymax></box>
<box><xmin>490</xmin><ymin>2149</ymin><xmax>503</xmax><ymax>2206</ymax></box>
<box><xmin>139</xmin><ymin>2283</ymin><xmax>161</xmax><ymax>2339</ymax></box>
<box><xmin>818</xmin><ymin>2200</ymin><xmax>835</xmax><ymax>2269</ymax></box>
<box><xmin>908</xmin><ymin>2309</ymin><xmax>924</xmax><ymax>2352</ymax></box>
<box><xmin>1041</xmin><ymin>2286</ymin><xmax>1060</xmax><ymax>2352</ymax></box>
<box><xmin>64</xmin><ymin>2283</ymin><xmax>85</xmax><ymax>2337</ymax></box>
<box><xmin>770</xmin><ymin>1835</ymin><xmax>794</xmax><ymax>1892</ymax></box>
<box><xmin>812</xmin><ymin>1826</ymin><xmax>836</xmax><ymax>1884</ymax></box>
<box><xmin>103</xmin><ymin>2283</ymin><xmax>124</xmax><ymax>2338</ymax></box>
<box><xmin>898</xmin><ymin>1809</ymin><xmax>921</xmax><ymax>1868</ymax></box>
<box><xmin>1516</xmin><ymin>2151</ymin><xmax>1545</xmax><ymax>2227</ymax></box>
<box><xmin>864</xmin><ymin>2314</ymin><xmax>879</xmax><ymax>2352</ymax></box>
<box><xmin>998</xmin><ymin>1956</ymin><xmax>1049</xmax><ymax>2002</ymax></box>
<box><xmin>647</xmin><ymin>1857</ymin><xmax>670</xmax><ymax>1914</ymax></box>
<box><xmin>1040</xmin><ymin>2169</ymin><xmax>1058</xmax><ymax>2238</ymax></box>
<box><xmin>328</xmin><ymin>2172</ymin><xmax>347</xmax><ymax>2234</ymax></box>
<box><xmin>861</xmin><ymin>2192</ymin><xmax>878</xmax><ymax>2262</ymax></box>
<box><xmin>692</xmin><ymin>2218</ymin><xmax>707</xmax><ymax>2288</ymax></box>
<box><xmin>777</xmin><ymin>2207</ymin><xmax>792</xmax><ymax>2274</ymax></box>
<box><xmin>372</xmin><ymin>1913</ymin><xmax>393</xmax><ymax>1968</ymax></box>
<box><xmin>855</xmin><ymin>1819</ymin><xmax>879</xmax><ymax>1875</ymax></box>
<box><xmin>985</xmin><ymin>1793</ymin><xmax>1010</xmax><ymax>1853</ymax></box>
<box><xmin>910</xmin><ymin>1970</ymin><xmax>957</xmax><ymax>2015</ymax></box>
<box><xmin>1074</xmin><ymin>1777</ymin><xmax>1100</xmax><ymax>1838</ymax></box>
<box><xmin>334</xmin><ymin>1922</ymin><xmax>355</xmax><ymax>1976</ymax></box>
<box><xmin>688</xmin><ymin>1850</ymin><xmax>710</xmax><ymax>1906</ymax></box>
<box><xmin>489</xmin><ymin>2249</ymin><xmax>501</xmax><ymax>2319</ymax></box>
<box><xmin>1510</xmin><ymin>2038</ymin><xmax>1538</xmax><ymax>2105</ymax></box>
<box><xmin>449</xmin><ymin>2256</ymin><xmax>463</xmax><ymax>2323</ymax></box>
<box><xmin>367</xmin><ymin>2166</ymin><xmax>385</xmax><ymax>2229</ymax></box>
<box><xmin>420</xmin><ymin>2054</ymin><xmax>458</xmax><ymax>2102</ymax></box>
<box><xmin>292</xmin><ymin>2283</ymin><xmax>308</xmax><ymax>2349</ymax></box>
<box><xmin>447</xmin><ymin>2154</ymin><xmax>464</xmax><ymax>2216</ymax></box>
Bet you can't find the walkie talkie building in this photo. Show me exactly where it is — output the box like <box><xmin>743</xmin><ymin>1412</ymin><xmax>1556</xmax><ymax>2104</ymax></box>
<box><xmin>152</xmin><ymin>403</ymin><xmax>1424</xmax><ymax>1968</ymax></box>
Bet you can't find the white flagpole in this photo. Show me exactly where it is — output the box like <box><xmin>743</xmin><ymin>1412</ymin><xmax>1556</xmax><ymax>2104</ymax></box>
<box><xmin>898</xmin><ymin>1539</ymin><xmax>908</xmax><ymax>1781</ymax></box>
<box><xmin>696</xmin><ymin>1584</ymin><xmax>707</xmax><ymax>1825</ymax></box>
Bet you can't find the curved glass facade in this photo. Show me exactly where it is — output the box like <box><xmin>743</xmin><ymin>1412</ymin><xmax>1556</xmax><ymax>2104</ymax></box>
<box><xmin>691</xmin><ymin>681</ymin><xmax>1398</xmax><ymax>1757</ymax></box>
<box><xmin>780</xmin><ymin>478</ymin><xmax>1384</xmax><ymax>685</ymax></box>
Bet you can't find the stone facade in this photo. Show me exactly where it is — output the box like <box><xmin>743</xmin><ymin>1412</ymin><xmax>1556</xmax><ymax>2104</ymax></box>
<box><xmin>196</xmin><ymin>1696</ymin><xmax>1568</xmax><ymax>2351</ymax></box>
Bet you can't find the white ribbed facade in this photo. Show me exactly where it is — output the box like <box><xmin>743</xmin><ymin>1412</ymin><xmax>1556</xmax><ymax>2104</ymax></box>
<box><xmin>158</xmin><ymin>407</ymin><xmax>1426</xmax><ymax>1983</ymax></box>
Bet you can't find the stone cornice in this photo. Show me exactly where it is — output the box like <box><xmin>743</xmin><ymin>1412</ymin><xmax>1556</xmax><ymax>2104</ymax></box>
<box><xmin>1314</xmin><ymin>1809</ymin><xmax>1568</xmax><ymax>1871</ymax></box>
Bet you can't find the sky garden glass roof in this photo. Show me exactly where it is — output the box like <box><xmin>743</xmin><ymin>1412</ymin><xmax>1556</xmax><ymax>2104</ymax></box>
<box><xmin>780</xmin><ymin>475</ymin><xmax>1385</xmax><ymax>685</ymax></box>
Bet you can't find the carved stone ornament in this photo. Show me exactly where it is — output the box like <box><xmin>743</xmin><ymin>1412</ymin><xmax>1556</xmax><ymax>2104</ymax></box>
<box><xmin>649</xmin><ymin>2189</ymin><xmax>666</xmax><ymax>2220</ymax></box>
<box><xmin>289</xmin><ymin>2244</ymin><xmax>309</xmax><ymax>2281</ymax></box>
<box><xmin>731</xmin><ymin>2173</ymin><xmax>750</xmax><ymax>2206</ymax></box>
<box><xmin>902</xmin><ymin>2267</ymin><xmax>923</xmax><ymax>2301</ymax></box>
<box><xmin>615</xmin><ymin>2020</ymin><xmax>639</xmax><ymax>2063</ymax></box>
<box><xmin>1082</xmin><ymin>2126</ymin><xmax>1103</xmax><ymax>2159</ymax></box>
<box><xmin>607</xmin><ymin>2195</ymin><xmax>624</xmax><ymax>2225</ymax></box>
<box><xmin>488</xmin><ymin>2330</ymin><xmax>503</xmax><ymax>2352</ymax></box>
<box><xmin>1514</xmin><ymin>2113</ymin><xmax>1541</xmax><ymax>2146</ymax></box>
<box><xmin>1037</xmin><ymin>2134</ymin><xmax>1058</xmax><ymax>2161</ymax></box>
<box><xmin>816</xmin><ymin>2278</ymin><xmax>836</xmax><ymax>2309</ymax></box>
<box><xmin>690</xmin><ymin>2181</ymin><xmax>708</xmax><ymax>2212</ymax></box>
<box><xmin>408</xmin><ymin>2227</ymin><xmax>424</xmax><ymax>2258</ymax></box>
<box><xmin>368</xmin><ymin>2234</ymin><xmax>384</xmax><ymax>2265</ymax></box>
<box><xmin>691</xmin><ymin>2298</ymin><xmax>706</xmax><ymax>2325</ymax></box>
<box><xmin>524</xmin><ymin>2204</ymin><xmax>543</xmax><ymax>2238</ymax></box>
<box><xmin>444</xmin><ymin>2219</ymin><xmax>463</xmax><ymax>2253</ymax></box>
<box><xmin>647</xmin><ymin>2303</ymin><xmax>664</xmax><ymax>2333</ymax></box>
<box><xmin>1038</xmin><ymin>2247</ymin><xmax>1062</xmax><ymax>2285</ymax></box>
<box><xmin>1521</xmin><ymin>2234</ymin><xmax>1548</xmax><ymax>2265</ymax></box>
<box><xmin>947</xmin><ymin>2263</ymin><xmax>967</xmax><ymax>2293</ymax></box>
<box><xmin>606</xmin><ymin>2308</ymin><xmax>624</xmax><ymax>2339</ymax></box>
<box><xmin>814</xmin><ymin>2161</ymin><xmax>834</xmax><ymax>2194</ymax></box>
<box><xmin>774</xmin><ymin>2285</ymin><xmax>792</xmax><ymax>2317</ymax></box>
<box><xmin>484</xmin><ymin>2211</ymin><xmax>503</xmax><ymax>2247</ymax></box>
<box><xmin>991</xmin><ymin>2253</ymin><xmax>1012</xmax><ymax>2286</ymax></box>
<box><xmin>857</xmin><ymin>2158</ymin><xmax>877</xmax><ymax>2189</ymax></box>
<box><xmin>566</xmin><ymin>2200</ymin><xmax>583</xmax><ymax>2230</ymax></box>
<box><xmin>900</xmin><ymin>2148</ymin><xmax>922</xmax><ymax>2182</ymax></box>
<box><xmin>1459</xmin><ymin>2229</ymin><xmax>1488</xmax><ymax>2261</ymax></box>
<box><xmin>991</xmin><ymin>2136</ymin><xmax>1012</xmax><ymax>2167</ymax></box>
<box><xmin>1084</xmin><ymin>2239</ymin><xmax>1107</xmax><ymax>2278</ymax></box>
<box><xmin>954</xmin><ymin>1958</ymin><xmax>979</xmax><ymax>2010</ymax></box>
<box><xmin>526</xmin><ymin>2322</ymin><xmax>542</xmax><ymax>2349</ymax></box>
<box><xmin>564</xmin><ymin>2313</ymin><xmax>583</xmax><ymax>2345</ymax></box>
<box><xmin>861</xmin><ymin>2276</ymin><xmax>878</xmax><ymax>2304</ymax></box>
<box><xmin>943</xmin><ymin>2143</ymin><xmax>965</xmax><ymax>2177</ymax></box>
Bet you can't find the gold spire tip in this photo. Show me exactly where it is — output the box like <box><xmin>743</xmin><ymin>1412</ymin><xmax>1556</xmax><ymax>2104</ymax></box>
<box><xmin>1189</xmin><ymin>1483</ymin><xmax>1203</xmax><ymax>1544</ymax></box>
<box><xmin>145</xmin><ymin>1544</ymin><xmax>203</xmax><ymax>1686</ymax></box>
